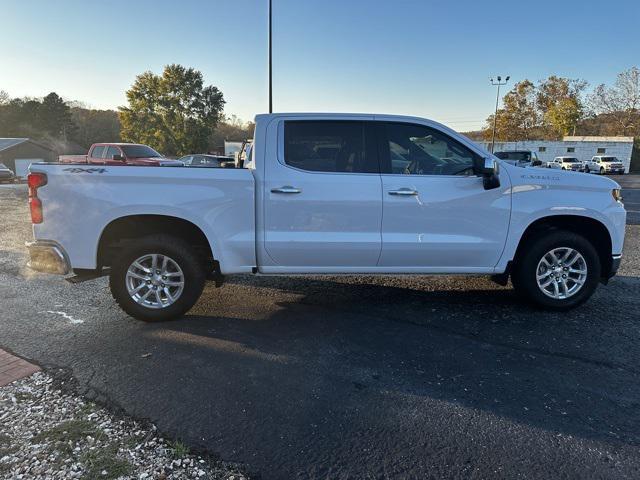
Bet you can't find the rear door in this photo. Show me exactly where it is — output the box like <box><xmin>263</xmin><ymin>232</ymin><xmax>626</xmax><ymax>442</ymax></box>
<box><xmin>376</xmin><ymin>121</ymin><xmax>511</xmax><ymax>270</ymax></box>
<box><xmin>262</xmin><ymin>119</ymin><xmax>382</xmax><ymax>269</ymax></box>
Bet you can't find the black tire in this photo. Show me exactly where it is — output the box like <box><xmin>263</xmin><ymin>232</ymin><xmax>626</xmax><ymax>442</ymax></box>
<box><xmin>109</xmin><ymin>234</ymin><xmax>206</xmax><ymax>322</ymax></box>
<box><xmin>512</xmin><ymin>230</ymin><xmax>601</xmax><ymax>310</ymax></box>
<box><xmin>600</xmin><ymin>167</ymin><xmax>605</xmax><ymax>175</ymax></box>
<box><xmin>585</xmin><ymin>166</ymin><xmax>590</xmax><ymax>173</ymax></box>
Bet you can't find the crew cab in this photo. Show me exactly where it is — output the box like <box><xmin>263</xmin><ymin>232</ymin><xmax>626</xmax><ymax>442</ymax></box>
<box><xmin>26</xmin><ymin>113</ymin><xmax>626</xmax><ymax>321</ymax></box>
<box><xmin>548</xmin><ymin>156</ymin><xmax>583</xmax><ymax>172</ymax></box>
<box><xmin>584</xmin><ymin>156</ymin><xmax>626</xmax><ymax>175</ymax></box>
<box><xmin>59</xmin><ymin>143</ymin><xmax>183</xmax><ymax>167</ymax></box>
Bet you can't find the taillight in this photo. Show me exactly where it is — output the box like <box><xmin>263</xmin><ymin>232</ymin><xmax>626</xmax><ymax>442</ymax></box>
<box><xmin>27</xmin><ymin>172</ymin><xmax>47</xmax><ymax>224</ymax></box>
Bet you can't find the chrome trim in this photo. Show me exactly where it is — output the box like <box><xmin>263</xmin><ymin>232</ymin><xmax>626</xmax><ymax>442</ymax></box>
<box><xmin>26</xmin><ymin>240</ymin><xmax>71</xmax><ymax>275</ymax></box>
<box><xmin>271</xmin><ymin>186</ymin><xmax>301</xmax><ymax>194</ymax></box>
<box><xmin>388</xmin><ymin>188</ymin><xmax>418</xmax><ymax>196</ymax></box>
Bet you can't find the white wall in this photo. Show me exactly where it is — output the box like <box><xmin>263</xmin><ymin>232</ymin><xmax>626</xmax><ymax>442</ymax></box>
<box><xmin>475</xmin><ymin>139</ymin><xmax>634</xmax><ymax>172</ymax></box>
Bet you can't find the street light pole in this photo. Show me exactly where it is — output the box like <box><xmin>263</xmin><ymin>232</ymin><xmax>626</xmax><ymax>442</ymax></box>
<box><xmin>490</xmin><ymin>75</ymin><xmax>509</xmax><ymax>153</ymax></box>
<box><xmin>268</xmin><ymin>0</ymin><xmax>273</xmax><ymax>113</ymax></box>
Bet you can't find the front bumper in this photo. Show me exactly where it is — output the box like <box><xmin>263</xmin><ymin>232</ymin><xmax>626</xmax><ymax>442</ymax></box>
<box><xmin>26</xmin><ymin>240</ymin><xmax>71</xmax><ymax>275</ymax></box>
<box><xmin>608</xmin><ymin>254</ymin><xmax>622</xmax><ymax>278</ymax></box>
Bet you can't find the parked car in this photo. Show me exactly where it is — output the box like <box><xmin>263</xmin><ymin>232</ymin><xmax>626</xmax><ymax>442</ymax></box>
<box><xmin>0</xmin><ymin>163</ymin><xmax>17</xmax><ymax>183</ymax></box>
<box><xmin>26</xmin><ymin>113</ymin><xmax>626</xmax><ymax>321</ymax></box>
<box><xmin>494</xmin><ymin>150</ymin><xmax>543</xmax><ymax>167</ymax></box>
<box><xmin>548</xmin><ymin>156</ymin><xmax>584</xmax><ymax>172</ymax></box>
<box><xmin>59</xmin><ymin>143</ymin><xmax>183</xmax><ymax>167</ymax></box>
<box><xmin>584</xmin><ymin>156</ymin><xmax>626</xmax><ymax>175</ymax></box>
<box><xmin>178</xmin><ymin>154</ymin><xmax>234</xmax><ymax>168</ymax></box>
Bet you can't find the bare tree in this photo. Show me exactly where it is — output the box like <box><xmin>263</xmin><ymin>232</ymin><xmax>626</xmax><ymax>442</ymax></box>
<box><xmin>588</xmin><ymin>66</ymin><xmax>640</xmax><ymax>135</ymax></box>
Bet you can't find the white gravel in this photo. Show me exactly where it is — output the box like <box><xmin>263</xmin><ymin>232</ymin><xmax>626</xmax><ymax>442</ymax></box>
<box><xmin>0</xmin><ymin>371</ymin><xmax>249</xmax><ymax>480</ymax></box>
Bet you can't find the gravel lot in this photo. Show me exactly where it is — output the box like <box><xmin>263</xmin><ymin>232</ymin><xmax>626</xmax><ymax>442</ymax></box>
<box><xmin>0</xmin><ymin>371</ymin><xmax>247</xmax><ymax>479</ymax></box>
<box><xmin>1</xmin><ymin>177</ymin><xmax>639</xmax><ymax>479</ymax></box>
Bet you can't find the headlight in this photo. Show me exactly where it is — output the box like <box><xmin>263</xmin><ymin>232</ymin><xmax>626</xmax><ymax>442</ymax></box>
<box><xmin>612</xmin><ymin>189</ymin><xmax>623</xmax><ymax>203</ymax></box>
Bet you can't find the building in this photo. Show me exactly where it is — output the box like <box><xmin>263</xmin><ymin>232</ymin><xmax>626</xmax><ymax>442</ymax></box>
<box><xmin>476</xmin><ymin>136</ymin><xmax>634</xmax><ymax>173</ymax></box>
<box><xmin>0</xmin><ymin>138</ymin><xmax>57</xmax><ymax>177</ymax></box>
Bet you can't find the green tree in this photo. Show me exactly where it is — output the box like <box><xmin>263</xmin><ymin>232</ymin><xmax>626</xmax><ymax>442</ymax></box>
<box><xmin>70</xmin><ymin>107</ymin><xmax>121</xmax><ymax>149</ymax></box>
<box><xmin>38</xmin><ymin>92</ymin><xmax>75</xmax><ymax>139</ymax></box>
<box><xmin>119</xmin><ymin>64</ymin><xmax>225</xmax><ymax>156</ymax></box>
<box><xmin>536</xmin><ymin>76</ymin><xmax>587</xmax><ymax>138</ymax></box>
<box><xmin>483</xmin><ymin>80</ymin><xmax>539</xmax><ymax>141</ymax></box>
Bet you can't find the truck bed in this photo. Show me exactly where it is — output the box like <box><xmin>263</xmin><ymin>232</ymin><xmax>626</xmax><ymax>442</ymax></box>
<box><xmin>29</xmin><ymin>163</ymin><xmax>256</xmax><ymax>274</ymax></box>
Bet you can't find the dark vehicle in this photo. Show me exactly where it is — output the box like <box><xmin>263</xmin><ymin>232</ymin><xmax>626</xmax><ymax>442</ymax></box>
<box><xmin>0</xmin><ymin>163</ymin><xmax>17</xmax><ymax>183</ymax></box>
<box><xmin>494</xmin><ymin>150</ymin><xmax>543</xmax><ymax>167</ymax></box>
<box><xmin>59</xmin><ymin>143</ymin><xmax>183</xmax><ymax>167</ymax></box>
<box><xmin>178</xmin><ymin>154</ymin><xmax>235</xmax><ymax>168</ymax></box>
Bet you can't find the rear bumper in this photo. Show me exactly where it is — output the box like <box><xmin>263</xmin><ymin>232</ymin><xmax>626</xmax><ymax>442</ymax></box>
<box><xmin>26</xmin><ymin>240</ymin><xmax>71</xmax><ymax>275</ymax></box>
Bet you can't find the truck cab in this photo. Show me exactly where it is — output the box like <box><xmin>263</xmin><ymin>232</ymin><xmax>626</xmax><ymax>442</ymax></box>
<box><xmin>87</xmin><ymin>143</ymin><xmax>183</xmax><ymax>166</ymax></box>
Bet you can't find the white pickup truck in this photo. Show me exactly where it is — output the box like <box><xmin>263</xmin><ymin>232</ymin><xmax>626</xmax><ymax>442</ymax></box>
<box><xmin>26</xmin><ymin>113</ymin><xmax>626</xmax><ymax>321</ymax></box>
<box><xmin>584</xmin><ymin>156</ymin><xmax>626</xmax><ymax>175</ymax></box>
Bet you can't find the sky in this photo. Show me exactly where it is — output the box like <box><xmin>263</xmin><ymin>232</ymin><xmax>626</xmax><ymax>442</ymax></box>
<box><xmin>1</xmin><ymin>0</ymin><xmax>639</xmax><ymax>131</ymax></box>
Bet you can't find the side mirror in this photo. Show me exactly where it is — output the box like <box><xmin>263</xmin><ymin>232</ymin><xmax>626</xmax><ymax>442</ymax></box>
<box><xmin>112</xmin><ymin>154</ymin><xmax>125</xmax><ymax>161</ymax></box>
<box><xmin>477</xmin><ymin>157</ymin><xmax>500</xmax><ymax>190</ymax></box>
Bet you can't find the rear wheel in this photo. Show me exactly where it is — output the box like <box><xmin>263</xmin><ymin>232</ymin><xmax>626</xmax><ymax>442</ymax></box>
<box><xmin>109</xmin><ymin>235</ymin><xmax>206</xmax><ymax>321</ymax></box>
<box><xmin>512</xmin><ymin>230</ymin><xmax>601</xmax><ymax>310</ymax></box>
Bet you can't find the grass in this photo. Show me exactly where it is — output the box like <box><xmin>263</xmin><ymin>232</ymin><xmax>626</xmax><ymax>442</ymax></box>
<box><xmin>169</xmin><ymin>439</ymin><xmax>190</xmax><ymax>458</ymax></box>
<box><xmin>33</xmin><ymin>419</ymin><xmax>100</xmax><ymax>445</ymax></box>
<box><xmin>0</xmin><ymin>433</ymin><xmax>18</xmax><ymax>457</ymax></box>
<box><xmin>13</xmin><ymin>391</ymin><xmax>36</xmax><ymax>402</ymax></box>
<box><xmin>80</xmin><ymin>445</ymin><xmax>133</xmax><ymax>480</ymax></box>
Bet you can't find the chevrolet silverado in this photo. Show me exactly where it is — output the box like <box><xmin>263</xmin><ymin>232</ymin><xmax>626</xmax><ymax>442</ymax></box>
<box><xmin>27</xmin><ymin>113</ymin><xmax>626</xmax><ymax>321</ymax></box>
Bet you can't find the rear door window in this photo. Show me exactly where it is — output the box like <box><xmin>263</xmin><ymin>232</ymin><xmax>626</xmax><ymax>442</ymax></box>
<box><xmin>91</xmin><ymin>146</ymin><xmax>105</xmax><ymax>158</ymax></box>
<box><xmin>105</xmin><ymin>146</ymin><xmax>121</xmax><ymax>159</ymax></box>
<box><xmin>283</xmin><ymin>121</ymin><xmax>377</xmax><ymax>173</ymax></box>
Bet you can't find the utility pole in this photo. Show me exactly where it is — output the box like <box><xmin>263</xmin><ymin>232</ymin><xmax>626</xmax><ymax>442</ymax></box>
<box><xmin>490</xmin><ymin>75</ymin><xmax>509</xmax><ymax>153</ymax></box>
<box><xmin>268</xmin><ymin>0</ymin><xmax>273</xmax><ymax>113</ymax></box>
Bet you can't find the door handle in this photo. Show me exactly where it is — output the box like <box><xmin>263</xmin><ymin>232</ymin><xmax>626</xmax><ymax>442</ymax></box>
<box><xmin>388</xmin><ymin>188</ymin><xmax>418</xmax><ymax>196</ymax></box>
<box><xmin>271</xmin><ymin>186</ymin><xmax>301</xmax><ymax>194</ymax></box>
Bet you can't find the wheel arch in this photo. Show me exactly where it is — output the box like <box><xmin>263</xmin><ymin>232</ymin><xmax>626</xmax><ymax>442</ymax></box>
<box><xmin>512</xmin><ymin>215</ymin><xmax>613</xmax><ymax>279</ymax></box>
<box><xmin>97</xmin><ymin>215</ymin><xmax>215</xmax><ymax>269</ymax></box>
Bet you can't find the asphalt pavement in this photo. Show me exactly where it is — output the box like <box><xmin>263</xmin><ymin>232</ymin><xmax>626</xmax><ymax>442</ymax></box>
<box><xmin>1</xmin><ymin>177</ymin><xmax>639</xmax><ymax>479</ymax></box>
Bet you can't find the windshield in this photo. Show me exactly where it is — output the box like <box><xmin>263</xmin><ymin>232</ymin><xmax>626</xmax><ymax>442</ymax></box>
<box><xmin>121</xmin><ymin>145</ymin><xmax>162</xmax><ymax>158</ymax></box>
<box><xmin>561</xmin><ymin>158</ymin><xmax>579</xmax><ymax>163</ymax></box>
<box><xmin>495</xmin><ymin>151</ymin><xmax>530</xmax><ymax>161</ymax></box>
<box><xmin>601</xmin><ymin>157</ymin><xmax>618</xmax><ymax>162</ymax></box>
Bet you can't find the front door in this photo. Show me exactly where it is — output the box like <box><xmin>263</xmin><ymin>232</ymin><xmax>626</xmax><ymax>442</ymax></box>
<box><xmin>262</xmin><ymin>120</ymin><xmax>382</xmax><ymax>269</ymax></box>
<box><xmin>376</xmin><ymin>121</ymin><xmax>511</xmax><ymax>270</ymax></box>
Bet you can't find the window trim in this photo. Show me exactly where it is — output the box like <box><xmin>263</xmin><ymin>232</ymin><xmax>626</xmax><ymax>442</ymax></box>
<box><xmin>277</xmin><ymin>120</ymin><xmax>380</xmax><ymax>175</ymax></box>
<box><xmin>376</xmin><ymin>121</ymin><xmax>482</xmax><ymax>178</ymax></box>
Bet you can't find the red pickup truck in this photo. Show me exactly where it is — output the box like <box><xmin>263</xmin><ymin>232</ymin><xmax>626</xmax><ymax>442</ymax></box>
<box><xmin>59</xmin><ymin>143</ymin><xmax>183</xmax><ymax>166</ymax></box>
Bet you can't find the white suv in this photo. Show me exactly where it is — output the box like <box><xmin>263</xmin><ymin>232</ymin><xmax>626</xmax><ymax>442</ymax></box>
<box><xmin>584</xmin><ymin>156</ymin><xmax>626</xmax><ymax>175</ymax></box>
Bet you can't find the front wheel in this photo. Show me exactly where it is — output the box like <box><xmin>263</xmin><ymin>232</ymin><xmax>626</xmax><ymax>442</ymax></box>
<box><xmin>512</xmin><ymin>230</ymin><xmax>601</xmax><ymax>310</ymax></box>
<box><xmin>109</xmin><ymin>235</ymin><xmax>206</xmax><ymax>321</ymax></box>
<box><xmin>585</xmin><ymin>166</ymin><xmax>590</xmax><ymax>173</ymax></box>
<box><xmin>600</xmin><ymin>167</ymin><xmax>605</xmax><ymax>175</ymax></box>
